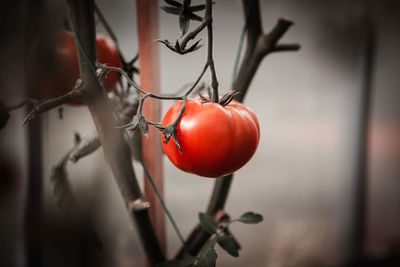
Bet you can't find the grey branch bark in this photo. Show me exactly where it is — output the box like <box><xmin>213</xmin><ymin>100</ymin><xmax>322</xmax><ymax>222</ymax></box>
<box><xmin>66</xmin><ymin>0</ymin><xmax>164</xmax><ymax>265</ymax></box>
<box><xmin>176</xmin><ymin>0</ymin><xmax>300</xmax><ymax>258</ymax></box>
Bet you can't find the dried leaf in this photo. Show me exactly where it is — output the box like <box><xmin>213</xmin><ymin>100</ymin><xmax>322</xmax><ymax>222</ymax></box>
<box><xmin>50</xmin><ymin>162</ymin><xmax>74</xmax><ymax>210</ymax></box>
<box><xmin>69</xmin><ymin>134</ymin><xmax>101</xmax><ymax>163</ymax></box>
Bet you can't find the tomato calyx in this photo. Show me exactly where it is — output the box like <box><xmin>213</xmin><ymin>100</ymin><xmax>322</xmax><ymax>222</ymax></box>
<box><xmin>197</xmin><ymin>89</ymin><xmax>210</xmax><ymax>103</ymax></box>
<box><xmin>159</xmin><ymin>97</ymin><xmax>188</xmax><ymax>152</ymax></box>
<box><xmin>121</xmin><ymin>114</ymin><xmax>149</xmax><ymax>134</ymax></box>
<box><xmin>160</xmin><ymin>124</ymin><xmax>181</xmax><ymax>152</ymax></box>
<box><xmin>218</xmin><ymin>90</ymin><xmax>240</xmax><ymax>106</ymax></box>
<box><xmin>196</xmin><ymin>90</ymin><xmax>240</xmax><ymax>106</ymax></box>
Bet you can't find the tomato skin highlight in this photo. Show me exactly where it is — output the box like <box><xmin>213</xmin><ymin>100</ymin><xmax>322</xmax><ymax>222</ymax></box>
<box><xmin>26</xmin><ymin>31</ymin><xmax>122</xmax><ymax>106</ymax></box>
<box><xmin>161</xmin><ymin>98</ymin><xmax>260</xmax><ymax>178</ymax></box>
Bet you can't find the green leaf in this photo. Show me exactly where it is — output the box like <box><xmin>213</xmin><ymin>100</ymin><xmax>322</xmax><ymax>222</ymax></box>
<box><xmin>238</xmin><ymin>212</ymin><xmax>263</xmax><ymax>224</ymax></box>
<box><xmin>216</xmin><ymin>234</ymin><xmax>239</xmax><ymax>257</ymax></box>
<box><xmin>198</xmin><ymin>213</ymin><xmax>218</xmax><ymax>235</ymax></box>
<box><xmin>197</xmin><ymin>248</ymin><xmax>217</xmax><ymax>267</ymax></box>
<box><xmin>160</xmin><ymin>6</ymin><xmax>181</xmax><ymax>15</ymax></box>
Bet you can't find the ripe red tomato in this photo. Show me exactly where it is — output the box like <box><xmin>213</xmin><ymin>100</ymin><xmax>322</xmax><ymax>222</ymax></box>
<box><xmin>26</xmin><ymin>31</ymin><xmax>122</xmax><ymax>105</ymax></box>
<box><xmin>161</xmin><ymin>98</ymin><xmax>260</xmax><ymax>178</ymax></box>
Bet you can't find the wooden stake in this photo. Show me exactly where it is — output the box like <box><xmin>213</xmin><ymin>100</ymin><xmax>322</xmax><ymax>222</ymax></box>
<box><xmin>136</xmin><ymin>0</ymin><xmax>166</xmax><ymax>254</ymax></box>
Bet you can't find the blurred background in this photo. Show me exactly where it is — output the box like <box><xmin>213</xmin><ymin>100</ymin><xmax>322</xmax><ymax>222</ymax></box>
<box><xmin>1</xmin><ymin>0</ymin><xmax>399</xmax><ymax>266</ymax></box>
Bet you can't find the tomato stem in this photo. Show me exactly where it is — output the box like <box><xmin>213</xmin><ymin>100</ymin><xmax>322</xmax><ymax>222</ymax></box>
<box><xmin>205</xmin><ymin>0</ymin><xmax>219</xmax><ymax>103</ymax></box>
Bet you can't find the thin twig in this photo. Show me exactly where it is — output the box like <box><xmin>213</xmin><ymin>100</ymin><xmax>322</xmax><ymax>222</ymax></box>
<box><xmin>23</xmin><ymin>79</ymin><xmax>84</xmax><ymax>126</ymax></box>
<box><xmin>233</xmin><ymin>17</ymin><xmax>299</xmax><ymax>102</ymax></box>
<box><xmin>94</xmin><ymin>2</ymin><xmax>129</xmax><ymax>65</ymax></box>
<box><xmin>6</xmin><ymin>98</ymin><xmax>37</xmax><ymax>112</ymax></box>
<box><xmin>98</xmin><ymin>61</ymin><xmax>208</xmax><ymax>134</ymax></box>
<box><xmin>272</xmin><ymin>43</ymin><xmax>301</xmax><ymax>52</ymax></box>
<box><xmin>205</xmin><ymin>0</ymin><xmax>218</xmax><ymax>102</ymax></box>
<box><xmin>348</xmin><ymin>0</ymin><xmax>375</xmax><ymax>262</ymax></box>
<box><xmin>94</xmin><ymin>3</ymin><xmax>117</xmax><ymax>42</ymax></box>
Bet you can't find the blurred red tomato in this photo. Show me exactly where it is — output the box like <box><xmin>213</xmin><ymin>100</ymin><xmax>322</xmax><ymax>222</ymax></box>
<box><xmin>26</xmin><ymin>31</ymin><xmax>121</xmax><ymax>105</ymax></box>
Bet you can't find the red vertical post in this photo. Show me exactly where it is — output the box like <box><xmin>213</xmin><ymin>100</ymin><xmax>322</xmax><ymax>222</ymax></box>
<box><xmin>136</xmin><ymin>0</ymin><xmax>166</xmax><ymax>255</ymax></box>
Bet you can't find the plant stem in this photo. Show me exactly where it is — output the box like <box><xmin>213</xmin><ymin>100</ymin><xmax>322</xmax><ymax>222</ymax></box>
<box><xmin>348</xmin><ymin>1</ymin><xmax>375</xmax><ymax>262</ymax></box>
<box><xmin>66</xmin><ymin>0</ymin><xmax>164</xmax><ymax>265</ymax></box>
<box><xmin>176</xmin><ymin>0</ymin><xmax>300</xmax><ymax>258</ymax></box>
<box><xmin>94</xmin><ymin>3</ymin><xmax>130</xmax><ymax>67</ymax></box>
<box><xmin>205</xmin><ymin>0</ymin><xmax>218</xmax><ymax>102</ymax></box>
<box><xmin>6</xmin><ymin>99</ymin><xmax>36</xmax><ymax>112</ymax></box>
